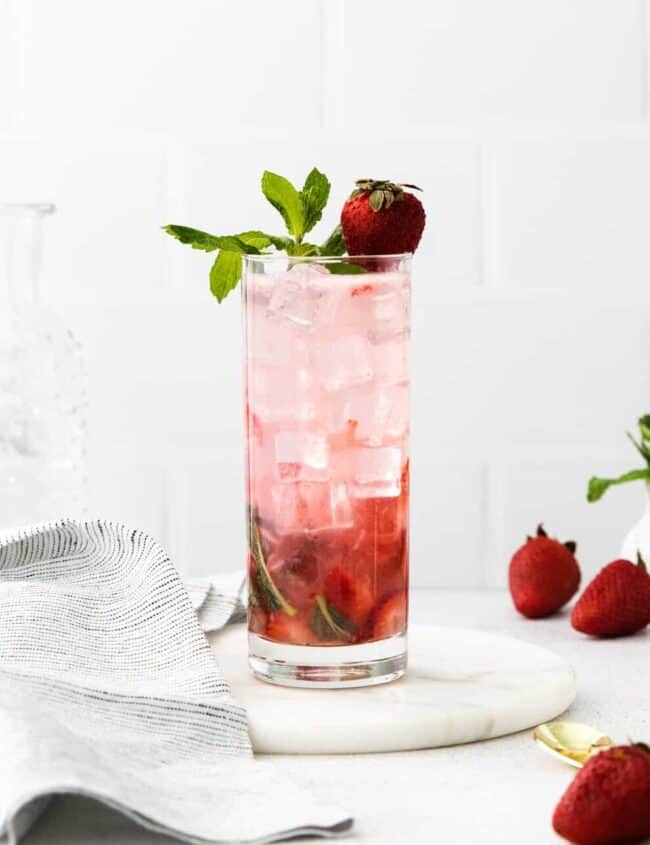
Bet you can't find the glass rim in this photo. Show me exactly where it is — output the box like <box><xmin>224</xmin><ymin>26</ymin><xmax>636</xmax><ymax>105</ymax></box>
<box><xmin>0</xmin><ymin>202</ymin><xmax>56</xmax><ymax>216</ymax></box>
<box><xmin>243</xmin><ymin>252</ymin><xmax>412</xmax><ymax>264</ymax></box>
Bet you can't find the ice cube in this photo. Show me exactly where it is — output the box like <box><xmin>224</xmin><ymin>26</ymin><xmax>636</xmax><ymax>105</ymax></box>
<box><xmin>270</xmin><ymin>481</ymin><xmax>352</xmax><ymax>533</ymax></box>
<box><xmin>351</xmin><ymin>447</ymin><xmax>402</xmax><ymax>498</ymax></box>
<box><xmin>248</xmin><ymin>365</ymin><xmax>317</xmax><ymax>423</ymax></box>
<box><xmin>275</xmin><ymin>430</ymin><xmax>330</xmax><ymax>482</ymax></box>
<box><xmin>370</xmin><ymin>284</ymin><xmax>410</xmax><ymax>341</ymax></box>
<box><xmin>384</xmin><ymin>383</ymin><xmax>410</xmax><ymax>439</ymax></box>
<box><xmin>330</xmin><ymin>481</ymin><xmax>354</xmax><ymax>527</ymax></box>
<box><xmin>372</xmin><ymin>336</ymin><xmax>409</xmax><ymax>385</ymax></box>
<box><xmin>314</xmin><ymin>335</ymin><xmax>373</xmax><ymax>391</ymax></box>
<box><xmin>327</xmin><ymin>386</ymin><xmax>392</xmax><ymax>446</ymax></box>
<box><xmin>248</xmin><ymin>308</ymin><xmax>299</xmax><ymax>367</ymax></box>
<box><xmin>266</xmin><ymin>264</ymin><xmax>332</xmax><ymax>329</ymax></box>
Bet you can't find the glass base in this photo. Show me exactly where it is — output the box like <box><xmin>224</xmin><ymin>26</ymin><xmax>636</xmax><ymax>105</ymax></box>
<box><xmin>248</xmin><ymin>631</ymin><xmax>407</xmax><ymax>688</ymax></box>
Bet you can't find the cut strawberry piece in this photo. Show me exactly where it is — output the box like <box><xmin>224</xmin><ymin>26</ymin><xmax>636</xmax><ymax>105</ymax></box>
<box><xmin>266</xmin><ymin>541</ymin><xmax>320</xmax><ymax>610</ymax></box>
<box><xmin>265</xmin><ymin>611</ymin><xmax>312</xmax><ymax>645</ymax></box>
<box><xmin>323</xmin><ymin>566</ymin><xmax>375</xmax><ymax>628</ymax></box>
<box><xmin>328</xmin><ymin>419</ymin><xmax>358</xmax><ymax>451</ymax></box>
<box><xmin>350</xmin><ymin>283</ymin><xmax>374</xmax><ymax>297</ymax></box>
<box><xmin>248</xmin><ymin>605</ymin><xmax>268</xmax><ymax>635</ymax></box>
<box><xmin>368</xmin><ymin>592</ymin><xmax>407</xmax><ymax>641</ymax></box>
<box><xmin>277</xmin><ymin>461</ymin><xmax>301</xmax><ymax>480</ymax></box>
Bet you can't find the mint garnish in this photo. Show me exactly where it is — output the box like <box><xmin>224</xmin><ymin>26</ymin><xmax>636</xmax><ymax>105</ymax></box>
<box><xmin>210</xmin><ymin>250</ymin><xmax>243</xmax><ymax>302</ymax></box>
<box><xmin>300</xmin><ymin>167</ymin><xmax>331</xmax><ymax>234</ymax></box>
<box><xmin>319</xmin><ymin>223</ymin><xmax>346</xmax><ymax>257</ymax></box>
<box><xmin>248</xmin><ymin>516</ymin><xmax>296</xmax><ymax>616</ymax></box>
<box><xmin>163</xmin><ymin>166</ymin><xmax>360</xmax><ymax>302</ymax></box>
<box><xmin>588</xmin><ymin>415</ymin><xmax>650</xmax><ymax>502</ymax></box>
<box><xmin>310</xmin><ymin>594</ymin><xmax>356</xmax><ymax>642</ymax></box>
<box><xmin>261</xmin><ymin>170</ymin><xmax>306</xmax><ymax>242</ymax></box>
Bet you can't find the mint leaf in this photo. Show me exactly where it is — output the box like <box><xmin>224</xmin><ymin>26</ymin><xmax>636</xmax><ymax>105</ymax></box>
<box><xmin>587</xmin><ymin>468</ymin><xmax>650</xmax><ymax>503</ymax></box>
<box><xmin>248</xmin><ymin>516</ymin><xmax>296</xmax><ymax>615</ymax></box>
<box><xmin>236</xmin><ymin>230</ymin><xmax>293</xmax><ymax>251</ymax></box>
<box><xmin>164</xmin><ymin>225</ymin><xmax>263</xmax><ymax>255</ymax></box>
<box><xmin>301</xmin><ymin>167</ymin><xmax>330</xmax><ymax>234</ymax></box>
<box><xmin>261</xmin><ymin>171</ymin><xmax>305</xmax><ymax>241</ymax></box>
<box><xmin>324</xmin><ymin>261</ymin><xmax>365</xmax><ymax>275</ymax></box>
<box><xmin>288</xmin><ymin>242</ymin><xmax>320</xmax><ymax>257</ymax></box>
<box><xmin>639</xmin><ymin>415</ymin><xmax>650</xmax><ymax>443</ymax></box>
<box><xmin>163</xmin><ymin>224</ymin><xmax>222</xmax><ymax>252</ymax></box>
<box><xmin>209</xmin><ymin>251</ymin><xmax>242</xmax><ymax>302</ymax></box>
<box><xmin>310</xmin><ymin>594</ymin><xmax>356</xmax><ymax>642</ymax></box>
<box><xmin>319</xmin><ymin>223</ymin><xmax>346</xmax><ymax>256</ymax></box>
<box><xmin>627</xmin><ymin>432</ymin><xmax>650</xmax><ymax>465</ymax></box>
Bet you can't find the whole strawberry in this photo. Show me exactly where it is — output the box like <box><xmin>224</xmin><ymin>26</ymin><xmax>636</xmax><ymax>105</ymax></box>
<box><xmin>340</xmin><ymin>179</ymin><xmax>425</xmax><ymax>255</ymax></box>
<box><xmin>571</xmin><ymin>554</ymin><xmax>650</xmax><ymax>638</ymax></box>
<box><xmin>553</xmin><ymin>744</ymin><xmax>650</xmax><ymax>845</ymax></box>
<box><xmin>509</xmin><ymin>524</ymin><xmax>580</xmax><ymax>618</ymax></box>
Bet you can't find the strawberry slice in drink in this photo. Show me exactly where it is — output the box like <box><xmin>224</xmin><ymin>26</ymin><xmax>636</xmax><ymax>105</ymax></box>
<box><xmin>265</xmin><ymin>610</ymin><xmax>313</xmax><ymax>645</ymax></box>
<box><xmin>323</xmin><ymin>566</ymin><xmax>375</xmax><ymax>630</ymax></box>
<box><xmin>367</xmin><ymin>592</ymin><xmax>407</xmax><ymax>641</ymax></box>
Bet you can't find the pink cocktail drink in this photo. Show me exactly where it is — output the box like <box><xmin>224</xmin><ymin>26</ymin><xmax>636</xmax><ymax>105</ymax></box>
<box><xmin>243</xmin><ymin>255</ymin><xmax>410</xmax><ymax>687</ymax></box>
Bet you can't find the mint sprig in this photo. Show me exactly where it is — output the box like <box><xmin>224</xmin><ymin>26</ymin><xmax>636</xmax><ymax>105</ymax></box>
<box><xmin>310</xmin><ymin>594</ymin><xmax>356</xmax><ymax>642</ymax></box>
<box><xmin>261</xmin><ymin>171</ymin><xmax>306</xmax><ymax>242</ymax></box>
<box><xmin>248</xmin><ymin>515</ymin><xmax>296</xmax><ymax>616</ymax></box>
<box><xmin>301</xmin><ymin>167</ymin><xmax>331</xmax><ymax>234</ymax></box>
<box><xmin>163</xmin><ymin>167</ymin><xmax>355</xmax><ymax>302</ymax></box>
<box><xmin>587</xmin><ymin>415</ymin><xmax>650</xmax><ymax>502</ymax></box>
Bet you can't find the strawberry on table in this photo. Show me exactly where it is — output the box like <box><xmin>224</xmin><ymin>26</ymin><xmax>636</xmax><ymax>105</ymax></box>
<box><xmin>509</xmin><ymin>524</ymin><xmax>581</xmax><ymax>619</ymax></box>
<box><xmin>553</xmin><ymin>743</ymin><xmax>650</xmax><ymax>845</ymax></box>
<box><xmin>571</xmin><ymin>554</ymin><xmax>650</xmax><ymax>638</ymax></box>
<box><xmin>341</xmin><ymin>179</ymin><xmax>425</xmax><ymax>256</ymax></box>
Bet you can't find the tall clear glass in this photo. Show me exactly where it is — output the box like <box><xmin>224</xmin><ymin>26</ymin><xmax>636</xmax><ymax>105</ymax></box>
<box><xmin>243</xmin><ymin>254</ymin><xmax>411</xmax><ymax>687</ymax></box>
<box><xmin>0</xmin><ymin>203</ymin><xmax>86</xmax><ymax>532</ymax></box>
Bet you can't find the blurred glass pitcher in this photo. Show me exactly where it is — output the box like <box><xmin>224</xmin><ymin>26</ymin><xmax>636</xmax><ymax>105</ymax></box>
<box><xmin>0</xmin><ymin>204</ymin><xmax>86</xmax><ymax>532</ymax></box>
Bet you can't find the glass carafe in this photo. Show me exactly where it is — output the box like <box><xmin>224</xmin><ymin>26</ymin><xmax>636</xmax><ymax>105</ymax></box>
<box><xmin>0</xmin><ymin>204</ymin><xmax>86</xmax><ymax>531</ymax></box>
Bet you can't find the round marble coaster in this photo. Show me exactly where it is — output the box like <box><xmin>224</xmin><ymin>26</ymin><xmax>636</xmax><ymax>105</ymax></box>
<box><xmin>207</xmin><ymin>623</ymin><xmax>576</xmax><ymax>755</ymax></box>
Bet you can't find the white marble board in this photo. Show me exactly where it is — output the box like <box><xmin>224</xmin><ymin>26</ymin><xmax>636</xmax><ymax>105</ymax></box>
<box><xmin>208</xmin><ymin>623</ymin><xmax>576</xmax><ymax>754</ymax></box>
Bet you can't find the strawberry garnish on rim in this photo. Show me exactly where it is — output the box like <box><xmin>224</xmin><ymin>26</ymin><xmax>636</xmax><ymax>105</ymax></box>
<box><xmin>340</xmin><ymin>179</ymin><xmax>426</xmax><ymax>256</ymax></box>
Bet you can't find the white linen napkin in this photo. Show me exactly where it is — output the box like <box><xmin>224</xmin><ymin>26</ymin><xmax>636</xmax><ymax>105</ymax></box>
<box><xmin>0</xmin><ymin>519</ymin><xmax>352</xmax><ymax>844</ymax></box>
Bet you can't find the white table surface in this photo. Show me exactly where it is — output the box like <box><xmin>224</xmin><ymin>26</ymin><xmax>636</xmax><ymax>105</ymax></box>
<box><xmin>23</xmin><ymin>589</ymin><xmax>650</xmax><ymax>845</ymax></box>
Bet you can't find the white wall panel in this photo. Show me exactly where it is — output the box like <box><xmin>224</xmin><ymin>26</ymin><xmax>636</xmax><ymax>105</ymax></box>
<box><xmin>24</xmin><ymin>0</ymin><xmax>323</xmax><ymax>133</ymax></box>
<box><xmin>344</xmin><ymin>0</ymin><xmax>644</xmax><ymax>124</ymax></box>
<box><xmin>495</xmin><ymin>140</ymin><xmax>650</xmax><ymax>291</ymax></box>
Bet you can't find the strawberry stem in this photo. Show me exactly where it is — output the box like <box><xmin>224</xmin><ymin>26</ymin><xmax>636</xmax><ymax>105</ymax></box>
<box><xmin>637</xmin><ymin>551</ymin><xmax>647</xmax><ymax>573</ymax></box>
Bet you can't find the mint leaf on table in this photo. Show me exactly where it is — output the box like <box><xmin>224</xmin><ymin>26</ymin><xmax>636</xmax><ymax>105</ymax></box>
<box><xmin>261</xmin><ymin>171</ymin><xmax>305</xmax><ymax>242</ymax></box>
<box><xmin>209</xmin><ymin>251</ymin><xmax>242</xmax><ymax>302</ymax></box>
<box><xmin>248</xmin><ymin>517</ymin><xmax>296</xmax><ymax>615</ymax></box>
<box><xmin>587</xmin><ymin>468</ymin><xmax>650</xmax><ymax>503</ymax></box>
<box><xmin>310</xmin><ymin>594</ymin><xmax>356</xmax><ymax>642</ymax></box>
<box><xmin>301</xmin><ymin>167</ymin><xmax>331</xmax><ymax>234</ymax></box>
<box><xmin>319</xmin><ymin>223</ymin><xmax>346</xmax><ymax>256</ymax></box>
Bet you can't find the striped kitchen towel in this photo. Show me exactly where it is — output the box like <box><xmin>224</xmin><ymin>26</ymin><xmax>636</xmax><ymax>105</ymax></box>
<box><xmin>0</xmin><ymin>520</ymin><xmax>352</xmax><ymax>844</ymax></box>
